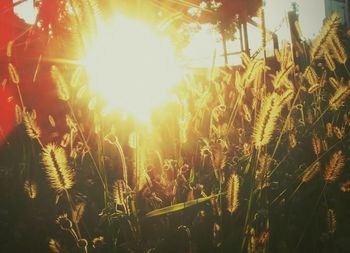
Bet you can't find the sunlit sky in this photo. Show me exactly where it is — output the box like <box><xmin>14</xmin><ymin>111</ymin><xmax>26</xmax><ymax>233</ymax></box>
<box><xmin>14</xmin><ymin>0</ymin><xmax>326</xmax><ymax>39</ymax></box>
<box><xmin>266</xmin><ymin>0</ymin><xmax>326</xmax><ymax>39</ymax></box>
<box><xmin>12</xmin><ymin>0</ymin><xmax>329</xmax><ymax>120</ymax></box>
<box><xmin>13</xmin><ymin>0</ymin><xmax>37</xmax><ymax>25</ymax></box>
<box><xmin>13</xmin><ymin>0</ymin><xmax>327</xmax><ymax>68</ymax></box>
<box><xmin>183</xmin><ymin>0</ymin><xmax>327</xmax><ymax>66</ymax></box>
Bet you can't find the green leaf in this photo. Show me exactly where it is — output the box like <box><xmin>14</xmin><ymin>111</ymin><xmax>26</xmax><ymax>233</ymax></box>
<box><xmin>145</xmin><ymin>193</ymin><xmax>224</xmax><ymax>218</ymax></box>
<box><xmin>189</xmin><ymin>167</ymin><xmax>195</xmax><ymax>183</ymax></box>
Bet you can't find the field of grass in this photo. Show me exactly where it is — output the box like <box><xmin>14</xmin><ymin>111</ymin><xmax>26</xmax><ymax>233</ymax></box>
<box><xmin>1</xmin><ymin>1</ymin><xmax>350</xmax><ymax>253</ymax></box>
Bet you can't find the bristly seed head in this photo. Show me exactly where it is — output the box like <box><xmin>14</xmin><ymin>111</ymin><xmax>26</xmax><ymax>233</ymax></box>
<box><xmin>42</xmin><ymin>144</ymin><xmax>74</xmax><ymax>193</ymax></box>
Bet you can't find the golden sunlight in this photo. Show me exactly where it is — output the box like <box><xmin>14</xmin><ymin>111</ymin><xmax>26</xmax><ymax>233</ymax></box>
<box><xmin>83</xmin><ymin>15</ymin><xmax>184</xmax><ymax>122</ymax></box>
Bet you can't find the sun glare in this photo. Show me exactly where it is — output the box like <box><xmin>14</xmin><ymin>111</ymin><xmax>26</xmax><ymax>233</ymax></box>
<box><xmin>83</xmin><ymin>16</ymin><xmax>184</xmax><ymax>122</ymax></box>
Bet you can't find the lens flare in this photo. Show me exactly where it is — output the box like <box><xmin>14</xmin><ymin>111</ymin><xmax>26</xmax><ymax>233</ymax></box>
<box><xmin>83</xmin><ymin>15</ymin><xmax>184</xmax><ymax>122</ymax></box>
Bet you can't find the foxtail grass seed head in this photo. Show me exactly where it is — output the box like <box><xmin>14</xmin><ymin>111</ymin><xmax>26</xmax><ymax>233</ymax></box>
<box><xmin>60</xmin><ymin>133</ymin><xmax>70</xmax><ymax>148</ymax></box>
<box><xmin>242</xmin><ymin>104</ymin><xmax>251</xmax><ymax>122</ymax></box>
<box><xmin>308</xmin><ymin>83</ymin><xmax>321</xmax><ymax>93</ymax></box>
<box><xmin>312</xmin><ymin>136</ymin><xmax>322</xmax><ymax>156</ymax></box>
<box><xmin>42</xmin><ymin>144</ymin><xmax>74</xmax><ymax>193</ymax></box>
<box><xmin>66</xmin><ymin>115</ymin><xmax>78</xmax><ymax>133</ymax></box>
<box><xmin>322</xmin><ymin>139</ymin><xmax>329</xmax><ymax>151</ymax></box>
<box><xmin>15</xmin><ymin>104</ymin><xmax>22</xmax><ymax>125</ymax></box>
<box><xmin>24</xmin><ymin>179</ymin><xmax>38</xmax><ymax>199</ymax></box>
<box><xmin>306</xmin><ymin>109</ymin><xmax>314</xmax><ymax>124</ymax></box>
<box><xmin>23</xmin><ymin>110</ymin><xmax>41</xmax><ymax>139</ymax></box>
<box><xmin>287</xmin><ymin>117</ymin><xmax>295</xmax><ymax>131</ymax></box>
<box><xmin>329</xmin><ymin>83</ymin><xmax>350</xmax><ymax>110</ymax></box>
<box><xmin>211</xmin><ymin>141</ymin><xmax>227</xmax><ymax>171</ymax></box>
<box><xmin>324</xmin><ymin>150</ymin><xmax>345</xmax><ymax>183</ymax></box>
<box><xmin>302</xmin><ymin>162</ymin><xmax>320</xmax><ymax>183</ymax></box>
<box><xmin>210</xmin><ymin>196</ymin><xmax>222</xmax><ymax>216</ymax></box>
<box><xmin>256</xmin><ymin>154</ymin><xmax>272</xmax><ymax>189</ymax></box>
<box><xmin>289</xmin><ymin>133</ymin><xmax>297</xmax><ymax>148</ymax></box>
<box><xmin>6</xmin><ymin>41</ymin><xmax>13</xmax><ymax>58</ymax></box>
<box><xmin>77</xmin><ymin>86</ymin><xmax>87</xmax><ymax>99</ymax></box>
<box><xmin>51</xmin><ymin>65</ymin><xmax>70</xmax><ymax>101</ymax></box>
<box><xmin>340</xmin><ymin>180</ymin><xmax>350</xmax><ymax>192</ymax></box>
<box><xmin>272</xmin><ymin>64</ymin><xmax>294</xmax><ymax>90</ymax></box>
<box><xmin>279</xmin><ymin>88</ymin><xmax>294</xmax><ymax>106</ymax></box>
<box><xmin>329</xmin><ymin>77</ymin><xmax>340</xmax><ymax>89</ymax></box>
<box><xmin>247</xmin><ymin>227</ymin><xmax>256</xmax><ymax>253</ymax></box>
<box><xmin>327</xmin><ymin>209</ymin><xmax>336</xmax><ymax>234</ymax></box>
<box><xmin>72</xmin><ymin>202</ymin><xmax>85</xmax><ymax>224</ymax></box>
<box><xmin>8</xmin><ymin>63</ymin><xmax>19</xmax><ymax>84</ymax></box>
<box><xmin>48</xmin><ymin>115</ymin><xmax>56</xmax><ymax>127</ymax></box>
<box><xmin>227</xmin><ymin>173</ymin><xmax>239</xmax><ymax>214</ymax></box>
<box><xmin>259</xmin><ymin>154</ymin><xmax>272</xmax><ymax>175</ymax></box>
<box><xmin>243</xmin><ymin>59</ymin><xmax>264</xmax><ymax>87</ymax></box>
<box><xmin>311</xmin><ymin>13</ymin><xmax>340</xmax><ymax>59</ymax></box>
<box><xmin>253</xmin><ymin>94</ymin><xmax>282</xmax><ymax>148</ymax></box>
<box><xmin>304</xmin><ymin>66</ymin><xmax>318</xmax><ymax>86</ymax></box>
<box><xmin>259</xmin><ymin>7</ymin><xmax>266</xmax><ymax>50</ymax></box>
<box><xmin>324</xmin><ymin>51</ymin><xmax>336</xmax><ymax>71</ymax></box>
<box><xmin>333</xmin><ymin>126</ymin><xmax>344</xmax><ymax>139</ymax></box>
<box><xmin>114</xmin><ymin>180</ymin><xmax>127</xmax><ymax>205</ymax></box>
<box><xmin>241</xmin><ymin>52</ymin><xmax>251</xmax><ymax>67</ymax></box>
<box><xmin>326</xmin><ymin>123</ymin><xmax>333</xmax><ymax>137</ymax></box>
<box><xmin>49</xmin><ymin>239</ymin><xmax>62</xmax><ymax>253</ymax></box>
<box><xmin>235</xmin><ymin>70</ymin><xmax>244</xmax><ymax>94</ymax></box>
<box><xmin>243</xmin><ymin>143</ymin><xmax>251</xmax><ymax>156</ymax></box>
<box><xmin>329</xmin><ymin>36</ymin><xmax>347</xmax><ymax>64</ymax></box>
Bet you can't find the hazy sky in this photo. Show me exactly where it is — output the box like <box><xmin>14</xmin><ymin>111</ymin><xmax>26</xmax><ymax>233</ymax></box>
<box><xmin>14</xmin><ymin>0</ymin><xmax>326</xmax><ymax>39</ymax></box>
<box><xmin>13</xmin><ymin>0</ymin><xmax>328</xmax><ymax>68</ymax></box>
<box><xmin>265</xmin><ymin>0</ymin><xmax>326</xmax><ymax>39</ymax></box>
<box><xmin>13</xmin><ymin>0</ymin><xmax>37</xmax><ymax>25</ymax></box>
<box><xmin>298</xmin><ymin>0</ymin><xmax>326</xmax><ymax>38</ymax></box>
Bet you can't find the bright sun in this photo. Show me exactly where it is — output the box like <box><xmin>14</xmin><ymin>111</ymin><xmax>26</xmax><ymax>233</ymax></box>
<box><xmin>83</xmin><ymin>15</ymin><xmax>184</xmax><ymax>122</ymax></box>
